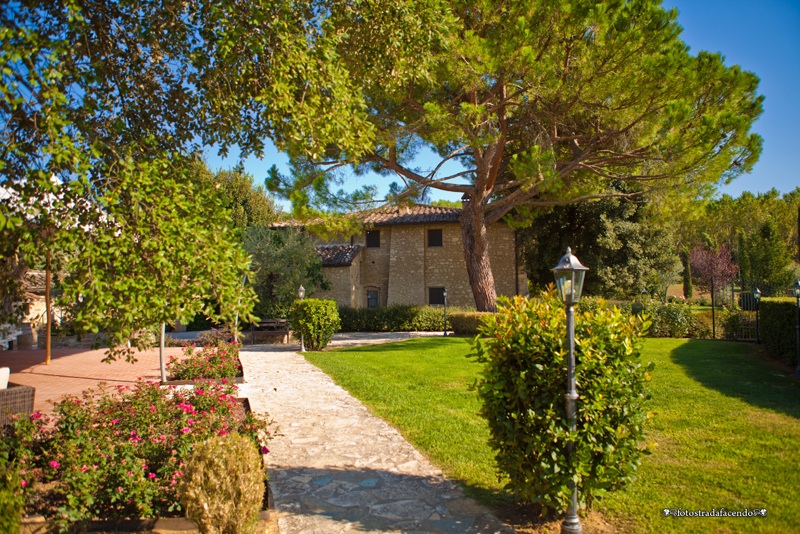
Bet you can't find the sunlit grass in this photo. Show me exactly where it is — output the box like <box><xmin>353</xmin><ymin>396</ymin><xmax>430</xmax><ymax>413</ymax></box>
<box><xmin>306</xmin><ymin>337</ymin><xmax>800</xmax><ymax>533</ymax></box>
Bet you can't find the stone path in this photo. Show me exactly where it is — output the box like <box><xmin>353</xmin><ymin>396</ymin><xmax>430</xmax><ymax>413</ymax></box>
<box><xmin>239</xmin><ymin>333</ymin><xmax>513</xmax><ymax>534</ymax></box>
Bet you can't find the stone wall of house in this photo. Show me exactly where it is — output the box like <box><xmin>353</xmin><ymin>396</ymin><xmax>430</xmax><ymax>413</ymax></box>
<box><xmin>387</xmin><ymin>226</ymin><xmax>427</xmax><ymax>306</ymax></box>
<box><xmin>315</xmin><ymin>264</ymin><xmax>357</xmax><ymax>308</ymax></box>
<box><xmin>319</xmin><ymin>222</ymin><xmax>527</xmax><ymax>310</ymax></box>
<box><xmin>421</xmin><ymin>224</ymin><xmax>473</xmax><ymax>307</ymax></box>
<box><xmin>352</xmin><ymin>231</ymin><xmax>391</xmax><ymax>308</ymax></box>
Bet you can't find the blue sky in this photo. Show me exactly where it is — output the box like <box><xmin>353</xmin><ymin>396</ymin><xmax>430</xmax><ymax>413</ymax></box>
<box><xmin>206</xmin><ymin>1</ymin><xmax>800</xmax><ymax>202</ymax></box>
<box><xmin>662</xmin><ymin>0</ymin><xmax>800</xmax><ymax>197</ymax></box>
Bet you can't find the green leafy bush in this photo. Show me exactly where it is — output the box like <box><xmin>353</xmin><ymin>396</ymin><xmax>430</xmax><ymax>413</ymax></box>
<box><xmin>720</xmin><ymin>305</ymin><xmax>747</xmax><ymax>340</ymax></box>
<box><xmin>1</xmin><ymin>381</ymin><xmax>270</xmax><ymax>528</ymax></box>
<box><xmin>448</xmin><ymin>312</ymin><xmax>492</xmax><ymax>336</ymax></box>
<box><xmin>291</xmin><ymin>298</ymin><xmax>340</xmax><ymax>351</ymax></box>
<box><xmin>178</xmin><ymin>434</ymin><xmax>264</xmax><ymax>534</ymax></box>
<box><xmin>761</xmin><ymin>297</ymin><xmax>798</xmax><ymax>366</ymax></box>
<box><xmin>168</xmin><ymin>341</ymin><xmax>243</xmax><ymax>380</ymax></box>
<box><xmin>633</xmin><ymin>300</ymin><xmax>708</xmax><ymax>338</ymax></box>
<box><xmin>0</xmin><ymin>449</ymin><xmax>23</xmax><ymax>533</ymax></box>
<box><xmin>472</xmin><ymin>291</ymin><xmax>653</xmax><ymax>513</ymax></box>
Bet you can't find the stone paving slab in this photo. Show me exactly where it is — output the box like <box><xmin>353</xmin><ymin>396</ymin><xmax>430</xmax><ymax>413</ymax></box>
<box><xmin>239</xmin><ymin>334</ymin><xmax>514</xmax><ymax>534</ymax></box>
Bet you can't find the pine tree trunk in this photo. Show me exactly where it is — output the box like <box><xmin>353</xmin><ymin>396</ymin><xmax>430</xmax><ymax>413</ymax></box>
<box><xmin>460</xmin><ymin>203</ymin><xmax>498</xmax><ymax>312</ymax></box>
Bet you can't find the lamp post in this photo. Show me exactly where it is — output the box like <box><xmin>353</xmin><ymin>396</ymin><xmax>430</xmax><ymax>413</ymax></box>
<box><xmin>754</xmin><ymin>288</ymin><xmax>761</xmax><ymax>344</ymax></box>
<box><xmin>551</xmin><ymin>247</ymin><xmax>589</xmax><ymax>534</ymax></box>
<box><xmin>793</xmin><ymin>280</ymin><xmax>800</xmax><ymax>377</ymax></box>
<box><xmin>298</xmin><ymin>285</ymin><xmax>306</xmax><ymax>353</ymax></box>
<box><xmin>443</xmin><ymin>288</ymin><xmax>448</xmax><ymax>337</ymax></box>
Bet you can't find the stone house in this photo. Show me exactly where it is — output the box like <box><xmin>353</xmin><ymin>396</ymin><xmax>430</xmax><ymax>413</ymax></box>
<box><xmin>295</xmin><ymin>205</ymin><xmax>527</xmax><ymax>309</ymax></box>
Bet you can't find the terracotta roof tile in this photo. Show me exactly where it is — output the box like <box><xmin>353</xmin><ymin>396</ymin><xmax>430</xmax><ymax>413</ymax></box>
<box><xmin>271</xmin><ymin>205</ymin><xmax>463</xmax><ymax>230</ymax></box>
<box><xmin>315</xmin><ymin>245</ymin><xmax>363</xmax><ymax>267</ymax></box>
<box><xmin>360</xmin><ymin>205</ymin><xmax>461</xmax><ymax>226</ymax></box>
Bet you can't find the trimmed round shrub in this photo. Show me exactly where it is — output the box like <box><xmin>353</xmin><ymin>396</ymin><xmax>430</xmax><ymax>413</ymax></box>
<box><xmin>291</xmin><ymin>298</ymin><xmax>340</xmax><ymax>351</ymax></box>
<box><xmin>178</xmin><ymin>434</ymin><xmax>264</xmax><ymax>534</ymax></box>
<box><xmin>472</xmin><ymin>291</ymin><xmax>653</xmax><ymax>513</ymax></box>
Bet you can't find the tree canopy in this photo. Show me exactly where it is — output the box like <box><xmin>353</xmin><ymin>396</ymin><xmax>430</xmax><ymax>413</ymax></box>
<box><xmin>523</xmin><ymin>192</ymin><xmax>680</xmax><ymax>299</ymax></box>
<box><xmin>271</xmin><ymin>0</ymin><xmax>764</xmax><ymax>310</ymax></box>
<box><xmin>0</xmin><ymin>0</ymin><xmax>378</xmax><ymax>348</ymax></box>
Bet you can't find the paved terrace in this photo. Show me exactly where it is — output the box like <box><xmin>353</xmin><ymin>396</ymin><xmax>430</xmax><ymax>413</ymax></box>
<box><xmin>2</xmin><ymin>333</ymin><xmax>513</xmax><ymax>533</ymax></box>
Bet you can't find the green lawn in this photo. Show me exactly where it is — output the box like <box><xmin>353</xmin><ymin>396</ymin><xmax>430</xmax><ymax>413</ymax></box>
<box><xmin>305</xmin><ymin>337</ymin><xmax>800</xmax><ymax>533</ymax></box>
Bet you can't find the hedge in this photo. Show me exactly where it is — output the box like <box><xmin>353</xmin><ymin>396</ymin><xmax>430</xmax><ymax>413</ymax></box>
<box><xmin>337</xmin><ymin>305</ymin><xmax>470</xmax><ymax>332</ymax></box>
<box><xmin>760</xmin><ymin>297</ymin><xmax>799</xmax><ymax>366</ymax></box>
<box><xmin>448</xmin><ymin>312</ymin><xmax>493</xmax><ymax>336</ymax></box>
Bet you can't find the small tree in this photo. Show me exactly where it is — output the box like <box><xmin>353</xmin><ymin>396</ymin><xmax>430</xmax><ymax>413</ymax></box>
<box><xmin>680</xmin><ymin>249</ymin><xmax>694</xmax><ymax>299</ymax></box>
<box><xmin>244</xmin><ymin>226</ymin><xmax>328</xmax><ymax>319</ymax></box>
<box><xmin>689</xmin><ymin>245</ymin><xmax>738</xmax><ymax>338</ymax></box>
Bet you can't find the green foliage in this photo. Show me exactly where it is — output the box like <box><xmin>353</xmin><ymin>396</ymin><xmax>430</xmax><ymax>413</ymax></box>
<box><xmin>689</xmin><ymin>188</ymin><xmax>800</xmax><ymax>264</ymax></box>
<box><xmin>337</xmin><ymin>305</ymin><xmax>462</xmax><ymax>332</ymax></box>
<box><xmin>178</xmin><ymin>434</ymin><xmax>264</xmax><ymax>534</ymax></box>
<box><xmin>207</xmin><ymin>169</ymin><xmax>279</xmax><ymax>241</ymax></box>
<box><xmin>471</xmin><ymin>292</ymin><xmax>653</xmax><ymax>513</ymax></box>
<box><xmin>580</xmin><ymin>297</ymin><xmax>710</xmax><ymax>339</ymax></box>
<box><xmin>639</xmin><ymin>301</ymin><xmax>710</xmax><ymax>339</ymax></box>
<box><xmin>719</xmin><ymin>305</ymin><xmax>747</xmax><ymax>341</ymax></box>
<box><xmin>738</xmin><ymin>220</ymin><xmax>795</xmax><ymax>296</ymax></box>
<box><xmin>168</xmin><ymin>341</ymin><xmax>243</xmax><ymax>381</ymax></box>
<box><xmin>55</xmin><ymin>154</ymin><xmax>257</xmax><ymax>362</ymax></box>
<box><xmin>291</xmin><ymin>299</ymin><xmax>340</xmax><ymax>351</ymax></box>
<box><xmin>1</xmin><ymin>381</ymin><xmax>269</xmax><ymax>528</ymax></box>
<box><xmin>680</xmin><ymin>249</ymin><xmax>693</xmax><ymax>299</ymax></box>
<box><xmin>523</xmin><ymin>195</ymin><xmax>681</xmax><ymax>298</ymax></box>
<box><xmin>0</xmin><ymin>449</ymin><xmax>23</xmax><ymax>533</ymax></box>
<box><xmin>276</xmin><ymin>0</ymin><xmax>763</xmax><ymax>311</ymax></box>
<box><xmin>1</xmin><ymin>0</ymin><xmax>376</xmax><ymax>330</ymax></box>
<box><xmin>448</xmin><ymin>312</ymin><xmax>492</xmax><ymax>336</ymax></box>
<box><xmin>760</xmin><ymin>298</ymin><xmax>799</xmax><ymax>366</ymax></box>
<box><xmin>245</xmin><ymin>226</ymin><xmax>327</xmax><ymax>319</ymax></box>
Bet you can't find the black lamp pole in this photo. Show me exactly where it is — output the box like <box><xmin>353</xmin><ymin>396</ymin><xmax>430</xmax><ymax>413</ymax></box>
<box><xmin>443</xmin><ymin>288</ymin><xmax>448</xmax><ymax>337</ymax></box>
<box><xmin>298</xmin><ymin>285</ymin><xmax>306</xmax><ymax>353</ymax></box>
<box><xmin>552</xmin><ymin>247</ymin><xmax>589</xmax><ymax>534</ymax></box>
<box><xmin>754</xmin><ymin>288</ymin><xmax>761</xmax><ymax>344</ymax></box>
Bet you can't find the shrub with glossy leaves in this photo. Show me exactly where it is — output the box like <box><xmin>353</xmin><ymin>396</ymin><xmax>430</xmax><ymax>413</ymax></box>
<box><xmin>291</xmin><ymin>298</ymin><xmax>340</xmax><ymax>351</ymax></box>
<box><xmin>178</xmin><ymin>434</ymin><xmax>264</xmax><ymax>534</ymax></box>
<box><xmin>472</xmin><ymin>291</ymin><xmax>653</xmax><ymax>513</ymax></box>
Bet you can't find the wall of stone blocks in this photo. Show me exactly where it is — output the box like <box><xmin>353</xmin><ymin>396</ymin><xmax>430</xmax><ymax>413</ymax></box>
<box><xmin>352</xmin><ymin>231</ymin><xmax>391</xmax><ymax>307</ymax></box>
<box><xmin>320</xmin><ymin>222</ymin><xmax>527</xmax><ymax>310</ymax></box>
<box><xmin>315</xmin><ymin>263</ymin><xmax>359</xmax><ymax>308</ymax></box>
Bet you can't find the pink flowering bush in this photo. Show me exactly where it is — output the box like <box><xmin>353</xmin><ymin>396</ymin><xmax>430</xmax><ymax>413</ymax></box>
<box><xmin>0</xmin><ymin>380</ymin><xmax>269</xmax><ymax>528</ymax></box>
<box><xmin>167</xmin><ymin>340</ymin><xmax>243</xmax><ymax>380</ymax></box>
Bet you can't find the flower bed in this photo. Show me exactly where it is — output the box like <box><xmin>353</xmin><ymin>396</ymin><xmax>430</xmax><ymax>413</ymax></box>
<box><xmin>166</xmin><ymin>340</ymin><xmax>243</xmax><ymax>381</ymax></box>
<box><xmin>1</xmin><ymin>380</ymin><xmax>270</xmax><ymax>530</ymax></box>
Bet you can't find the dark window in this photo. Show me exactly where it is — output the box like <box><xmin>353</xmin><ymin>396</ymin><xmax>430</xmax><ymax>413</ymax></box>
<box><xmin>428</xmin><ymin>229</ymin><xmax>443</xmax><ymax>247</ymax></box>
<box><xmin>367</xmin><ymin>290</ymin><xmax>379</xmax><ymax>308</ymax></box>
<box><xmin>429</xmin><ymin>287</ymin><xmax>446</xmax><ymax>305</ymax></box>
<box><xmin>366</xmin><ymin>230</ymin><xmax>380</xmax><ymax>248</ymax></box>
